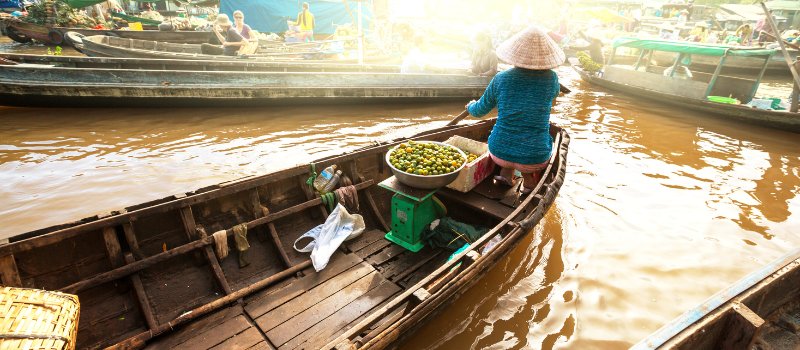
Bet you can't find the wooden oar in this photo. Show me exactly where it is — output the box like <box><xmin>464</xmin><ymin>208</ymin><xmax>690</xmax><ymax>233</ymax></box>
<box><xmin>762</xmin><ymin>31</ymin><xmax>800</xmax><ymax>52</ymax></box>
<box><xmin>447</xmin><ymin>83</ymin><xmax>572</xmax><ymax>126</ymax></box>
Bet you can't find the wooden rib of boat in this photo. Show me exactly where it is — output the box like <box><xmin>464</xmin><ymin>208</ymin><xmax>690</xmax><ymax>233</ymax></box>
<box><xmin>570</xmin><ymin>38</ymin><xmax>800</xmax><ymax>133</ymax></box>
<box><xmin>0</xmin><ymin>120</ymin><xmax>570</xmax><ymax>350</ymax></box>
<box><xmin>1</xmin><ymin>18</ymin><xmax>212</xmax><ymax>46</ymax></box>
<box><xmin>633</xmin><ymin>248</ymin><xmax>800</xmax><ymax>349</ymax></box>
<box><xmin>0</xmin><ymin>60</ymin><xmax>490</xmax><ymax>107</ymax></box>
<box><xmin>70</xmin><ymin>33</ymin><xmax>396</xmax><ymax>63</ymax></box>
<box><xmin>0</xmin><ymin>52</ymin><xmax>464</xmax><ymax>75</ymax></box>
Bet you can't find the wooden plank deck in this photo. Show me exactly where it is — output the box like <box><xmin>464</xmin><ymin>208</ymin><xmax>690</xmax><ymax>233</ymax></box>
<box><xmin>143</xmin><ymin>228</ymin><xmax>449</xmax><ymax>350</ymax></box>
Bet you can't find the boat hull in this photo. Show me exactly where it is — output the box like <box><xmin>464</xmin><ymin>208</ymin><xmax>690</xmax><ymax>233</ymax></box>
<box><xmin>0</xmin><ymin>65</ymin><xmax>490</xmax><ymax>107</ymax></box>
<box><xmin>571</xmin><ymin>64</ymin><xmax>800</xmax><ymax>133</ymax></box>
<box><xmin>634</xmin><ymin>248</ymin><xmax>800</xmax><ymax>349</ymax></box>
<box><xmin>0</xmin><ymin>120</ymin><xmax>569</xmax><ymax>349</ymax></box>
<box><xmin>2</xmin><ymin>19</ymin><xmax>212</xmax><ymax>46</ymax></box>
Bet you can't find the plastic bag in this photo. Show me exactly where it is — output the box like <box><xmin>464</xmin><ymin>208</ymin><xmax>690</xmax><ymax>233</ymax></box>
<box><xmin>293</xmin><ymin>203</ymin><xmax>365</xmax><ymax>271</ymax></box>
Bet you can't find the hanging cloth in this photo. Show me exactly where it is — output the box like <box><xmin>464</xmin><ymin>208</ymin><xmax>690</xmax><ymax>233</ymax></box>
<box><xmin>232</xmin><ymin>223</ymin><xmax>250</xmax><ymax>268</ymax></box>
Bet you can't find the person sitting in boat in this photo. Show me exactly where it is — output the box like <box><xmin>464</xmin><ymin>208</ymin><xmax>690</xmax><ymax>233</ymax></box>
<box><xmin>470</xmin><ymin>31</ymin><xmax>498</xmax><ymax>77</ymax></box>
<box><xmin>687</xmin><ymin>23</ymin><xmax>708</xmax><ymax>42</ymax></box>
<box><xmin>202</xmin><ymin>14</ymin><xmax>246</xmax><ymax>56</ymax></box>
<box><xmin>573</xmin><ymin>31</ymin><xmax>604</xmax><ymax>64</ymax></box>
<box><xmin>465</xmin><ymin>25</ymin><xmax>565</xmax><ymax>195</ymax></box>
<box><xmin>291</xmin><ymin>2</ymin><xmax>315</xmax><ymax>42</ymax></box>
<box><xmin>736</xmin><ymin>23</ymin><xmax>753</xmax><ymax>46</ymax></box>
<box><xmin>232</xmin><ymin>10</ymin><xmax>254</xmax><ymax>41</ymax></box>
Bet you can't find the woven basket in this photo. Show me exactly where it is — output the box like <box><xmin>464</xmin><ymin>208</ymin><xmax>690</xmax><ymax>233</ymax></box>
<box><xmin>0</xmin><ymin>287</ymin><xmax>80</xmax><ymax>350</ymax></box>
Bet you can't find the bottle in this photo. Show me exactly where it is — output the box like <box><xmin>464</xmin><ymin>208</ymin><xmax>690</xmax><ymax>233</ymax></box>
<box><xmin>322</xmin><ymin>170</ymin><xmax>343</xmax><ymax>193</ymax></box>
<box><xmin>313</xmin><ymin>165</ymin><xmax>337</xmax><ymax>192</ymax></box>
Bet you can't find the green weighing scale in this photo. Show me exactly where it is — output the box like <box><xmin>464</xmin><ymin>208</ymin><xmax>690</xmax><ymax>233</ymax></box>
<box><xmin>378</xmin><ymin>176</ymin><xmax>446</xmax><ymax>252</ymax></box>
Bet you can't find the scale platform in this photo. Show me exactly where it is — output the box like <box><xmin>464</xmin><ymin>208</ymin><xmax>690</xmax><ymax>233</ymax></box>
<box><xmin>378</xmin><ymin>176</ymin><xmax>442</xmax><ymax>252</ymax></box>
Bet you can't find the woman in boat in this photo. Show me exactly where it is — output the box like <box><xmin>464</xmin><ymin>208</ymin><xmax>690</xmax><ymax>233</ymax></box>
<box><xmin>232</xmin><ymin>10</ymin><xmax>253</xmax><ymax>41</ymax></box>
<box><xmin>470</xmin><ymin>31</ymin><xmax>498</xmax><ymax>77</ymax></box>
<box><xmin>292</xmin><ymin>2</ymin><xmax>315</xmax><ymax>42</ymax></box>
<box><xmin>204</xmin><ymin>14</ymin><xmax>246</xmax><ymax>56</ymax></box>
<box><xmin>465</xmin><ymin>25</ymin><xmax>564</xmax><ymax>195</ymax></box>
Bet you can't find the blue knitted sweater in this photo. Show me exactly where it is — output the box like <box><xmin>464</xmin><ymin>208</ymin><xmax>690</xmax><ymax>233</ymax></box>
<box><xmin>467</xmin><ymin>68</ymin><xmax>559</xmax><ymax>165</ymax></box>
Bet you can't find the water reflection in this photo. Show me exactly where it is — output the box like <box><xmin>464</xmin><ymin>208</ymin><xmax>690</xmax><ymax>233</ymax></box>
<box><xmin>0</xmin><ymin>103</ymin><xmax>477</xmax><ymax>238</ymax></box>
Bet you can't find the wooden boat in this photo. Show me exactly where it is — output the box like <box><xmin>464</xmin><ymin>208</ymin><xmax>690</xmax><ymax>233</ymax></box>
<box><xmin>70</xmin><ymin>33</ymin><xmax>396</xmax><ymax>63</ymax></box>
<box><xmin>0</xmin><ymin>52</ymin><xmax>463</xmax><ymax>75</ymax></box>
<box><xmin>570</xmin><ymin>38</ymin><xmax>800</xmax><ymax>132</ymax></box>
<box><xmin>651</xmin><ymin>46</ymin><xmax>800</xmax><ymax>74</ymax></box>
<box><xmin>0</xmin><ymin>120</ymin><xmax>570</xmax><ymax>349</ymax></box>
<box><xmin>0</xmin><ymin>59</ymin><xmax>489</xmax><ymax>107</ymax></box>
<box><xmin>633</xmin><ymin>247</ymin><xmax>800</xmax><ymax>349</ymax></box>
<box><xmin>1</xmin><ymin>18</ymin><xmax>212</xmax><ymax>46</ymax></box>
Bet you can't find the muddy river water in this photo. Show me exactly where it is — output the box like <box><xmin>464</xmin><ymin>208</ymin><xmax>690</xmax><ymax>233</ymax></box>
<box><xmin>0</xmin><ymin>40</ymin><xmax>798</xmax><ymax>349</ymax></box>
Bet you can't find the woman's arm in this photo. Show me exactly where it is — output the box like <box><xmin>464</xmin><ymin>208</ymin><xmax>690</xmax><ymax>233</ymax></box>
<box><xmin>467</xmin><ymin>78</ymin><xmax>498</xmax><ymax>117</ymax></box>
<box><xmin>213</xmin><ymin>25</ymin><xmax>226</xmax><ymax>44</ymax></box>
<box><xmin>222</xmin><ymin>29</ymin><xmax>246</xmax><ymax>47</ymax></box>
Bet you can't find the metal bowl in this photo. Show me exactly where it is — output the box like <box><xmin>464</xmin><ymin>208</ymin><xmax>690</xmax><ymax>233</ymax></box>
<box><xmin>385</xmin><ymin>141</ymin><xmax>467</xmax><ymax>190</ymax></box>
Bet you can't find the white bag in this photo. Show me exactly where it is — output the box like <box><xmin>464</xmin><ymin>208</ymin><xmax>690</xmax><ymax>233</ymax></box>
<box><xmin>293</xmin><ymin>203</ymin><xmax>365</xmax><ymax>271</ymax></box>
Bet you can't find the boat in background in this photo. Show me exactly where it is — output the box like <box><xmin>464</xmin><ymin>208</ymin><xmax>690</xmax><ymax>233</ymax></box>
<box><xmin>69</xmin><ymin>32</ymin><xmax>397</xmax><ymax>63</ymax></box>
<box><xmin>570</xmin><ymin>37</ymin><xmax>800</xmax><ymax>132</ymax></box>
<box><xmin>1</xmin><ymin>18</ymin><xmax>212</xmax><ymax>46</ymax></box>
<box><xmin>0</xmin><ymin>52</ymin><xmax>463</xmax><ymax>74</ymax></box>
<box><xmin>0</xmin><ymin>56</ymin><xmax>490</xmax><ymax>107</ymax></box>
<box><xmin>0</xmin><ymin>119</ymin><xmax>569</xmax><ymax>349</ymax></box>
<box><xmin>633</xmin><ymin>247</ymin><xmax>800</xmax><ymax>349</ymax></box>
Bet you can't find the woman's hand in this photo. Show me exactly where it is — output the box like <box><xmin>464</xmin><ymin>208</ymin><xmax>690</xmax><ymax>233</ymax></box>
<box><xmin>465</xmin><ymin>100</ymin><xmax>476</xmax><ymax>109</ymax></box>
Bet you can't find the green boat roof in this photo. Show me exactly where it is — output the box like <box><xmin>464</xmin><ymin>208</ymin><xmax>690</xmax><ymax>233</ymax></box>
<box><xmin>63</xmin><ymin>0</ymin><xmax>108</xmax><ymax>8</ymax></box>
<box><xmin>612</xmin><ymin>37</ymin><xmax>777</xmax><ymax>57</ymax></box>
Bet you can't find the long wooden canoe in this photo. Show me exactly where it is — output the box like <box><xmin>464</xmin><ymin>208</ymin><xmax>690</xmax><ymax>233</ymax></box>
<box><xmin>0</xmin><ymin>61</ymin><xmax>490</xmax><ymax>107</ymax></box>
<box><xmin>633</xmin><ymin>247</ymin><xmax>800</xmax><ymax>349</ymax></box>
<box><xmin>0</xmin><ymin>52</ymin><xmax>465</xmax><ymax>75</ymax></box>
<box><xmin>70</xmin><ymin>33</ymin><xmax>396</xmax><ymax>63</ymax></box>
<box><xmin>0</xmin><ymin>120</ymin><xmax>570</xmax><ymax>349</ymax></box>
<box><xmin>1</xmin><ymin>19</ymin><xmax>212</xmax><ymax>46</ymax></box>
<box><xmin>569</xmin><ymin>60</ymin><xmax>800</xmax><ymax>133</ymax></box>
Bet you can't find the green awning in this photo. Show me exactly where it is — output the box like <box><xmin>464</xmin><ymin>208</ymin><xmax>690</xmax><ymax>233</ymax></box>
<box><xmin>613</xmin><ymin>37</ymin><xmax>777</xmax><ymax>57</ymax></box>
<box><xmin>63</xmin><ymin>0</ymin><xmax>108</xmax><ymax>8</ymax></box>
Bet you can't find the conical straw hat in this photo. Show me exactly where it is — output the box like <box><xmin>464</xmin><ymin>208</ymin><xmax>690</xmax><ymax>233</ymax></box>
<box><xmin>496</xmin><ymin>25</ymin><xmax>566</xmax><ymax>70</ymax></box>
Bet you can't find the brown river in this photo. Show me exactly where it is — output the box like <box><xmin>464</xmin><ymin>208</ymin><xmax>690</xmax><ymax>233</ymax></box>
<box><xmin>1</xmin><ymin>39</ymin><xmax>799</xmax><ymax>349</ymax></box>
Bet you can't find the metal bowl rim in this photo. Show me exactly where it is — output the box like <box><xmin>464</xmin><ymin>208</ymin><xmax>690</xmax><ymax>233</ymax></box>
<box><xmin>385</xmin><ymin>140</ymin><xmax>468</xmax><ymax>178</ymax></box>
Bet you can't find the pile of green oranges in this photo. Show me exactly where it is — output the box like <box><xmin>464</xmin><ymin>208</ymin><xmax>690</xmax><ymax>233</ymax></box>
<box><xmin>466</xmin><ymin>152</ymin><xmax>479</xmax><ymax>163</ymax></box>
<box><xmin>389</xmin><ymin>141</ymin><xmax>466</xmax><ymax>176</ymax></box>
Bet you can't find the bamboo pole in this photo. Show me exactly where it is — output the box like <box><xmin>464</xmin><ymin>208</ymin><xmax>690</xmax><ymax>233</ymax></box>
<box><xmin>761</xmin><ymin>2</ymin><xmax>800</xmax><ymax>92</ymax></box>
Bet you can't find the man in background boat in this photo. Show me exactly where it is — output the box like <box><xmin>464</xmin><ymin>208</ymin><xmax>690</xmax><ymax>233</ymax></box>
<box><xmin>201</xmin><ymin>14</ymin><xmax>246</xmax><ymax>56</ymax></box>
<box><xmin>755</xmin><ymin>12</ymin><xmax>776</xmax><ymax>46</ymax></box>
<box><xmin>470</xmin><ymin>31</ymin><xmax>498</xmax><ymax>77</ymax></box>
<box><xmin>291</xmin><ymin>2</ymin><xmax>315</xmax><ymax>42</ymax></box>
